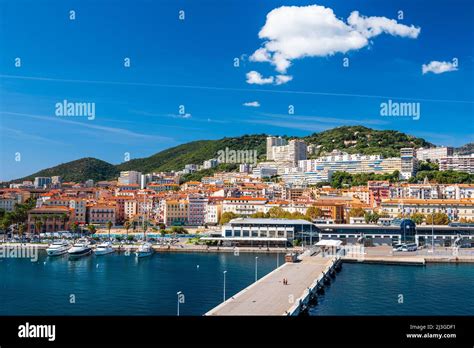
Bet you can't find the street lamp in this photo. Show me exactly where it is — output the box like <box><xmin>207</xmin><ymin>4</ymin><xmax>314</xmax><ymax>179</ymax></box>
<box><xmin>177</xmin><ymin>291</ymin><xmax>182</xmax><ymax>316</ymax></box>
<box><xmin>255</xmin><ymin>256</ymin><xmax>258</xmax><ymax>282</ymax></box>
<box><xmin>223</xmin><ymin>271</ymin><xmax>227</xmax><ymax>302</ymax></box>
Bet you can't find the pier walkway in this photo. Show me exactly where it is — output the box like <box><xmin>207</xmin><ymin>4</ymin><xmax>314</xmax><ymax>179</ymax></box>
<box><xmin>205</xmin><ymin>253</ymin><xmax>339</xmax><ymax>316</ymax></box>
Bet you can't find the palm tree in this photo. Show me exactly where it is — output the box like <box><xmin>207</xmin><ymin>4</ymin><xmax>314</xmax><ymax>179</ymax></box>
<box><xmin>35</xmin><ymin>220</ymin><xmax>43</xmax><ymax>243</ymax></box>
<box><xmin>124</xmin><ymin>221</ymin><xmax>131</xmax><ymax>238</ymax></box>
<box><xmin>106</xmin><ymin>220</ymin><xmax>113</xmax><ymax>241</ymax></box>
<box><xmin>86</xmin><ymin>224</ymin><xmax>96</xmax><ymax>236</ymax></box>
<box><xmin>18</xmin><ymin>223</ymin><xmax>25</xmax><ymax>241</ymax></box>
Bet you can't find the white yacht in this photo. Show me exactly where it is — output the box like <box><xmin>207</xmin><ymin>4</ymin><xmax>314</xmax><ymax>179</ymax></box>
<box><xmin>95</xmin><ymin>241</ymin><xmax>115</xmax><ymax>255</ymax></box>
<box><xmin>135</xmin><ymin>242</ymin><xmax>154</xmax><ymax>258</ymax></box>
<box><xmin>46</xmin><ymin>240</ymin><xmax>70</xmax><ymax>256</ymax></box>
<box><xmin>68</xmin><ymin>238</ymin><xmax>92</xmax><ymax>258</ymax></box>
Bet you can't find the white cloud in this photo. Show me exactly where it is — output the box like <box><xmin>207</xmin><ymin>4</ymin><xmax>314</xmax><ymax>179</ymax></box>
<box><xmin>249</xmin><ymin>5</ymin><xmax>421</xmax><ymax>74</ymax></box>
<box><xmin>246</xmin><ymin>70</ymin><xmax>274</xmax><ymax>85</ymax></box>
<box><xmin>275</xmin><ymin>75</ymin><xmax>293</xmax><ymax>85</ymax></box>
<box><xmin>243</xmin><ymin>101</ymin><xmax>261</xmax><ymax>107</ymax></box>
<box><xmin>347</xmin><ymin>11</ymin><xmax>420</xmax><ymax>39</ymax></box>
<box><xmin>422</xmin><ymin>61</ymin><xmax>458</xmax><ymax>75</ymax></box>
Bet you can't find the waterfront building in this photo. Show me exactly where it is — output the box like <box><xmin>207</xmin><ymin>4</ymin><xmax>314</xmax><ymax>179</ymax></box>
<box><xmin>87</xmin><ymin>203</ymin><xmax>116</xmax><ymax>225</ymax></box>
<box><xmin>27</xmin><ymin>206</ymin><xmax>72</xmax><ymax>234</ymax></box>
<box><xmin>380</xmin><ymin>198</ymin><xmax>474</xmax><ymax>221</ymax></box>
<box><xmin>205</xmin><ymin>199</ymin><xmax>223</xmax><ymax>225</ymax></box>
<box><xmin>164</xmin><ymin>199</ymin><xmax>189</xmax><ymax>226</ymax></box>
<box><xmin>439</xmin><ymin>155</ymin><xmax>474</xmax><ymax>174</ymax></box>
<box><xmin>69</xmin><ymin>199</ymin><xmax>87</xmax><ymax>224</ymax></box>
<box><xmin>188</xmin><ymin>195</ymin><xmax>208</xmax><ymax>226</ymax></box>
<box><xmin>222</xmin><ymin>196</ymin><xmax>267</xmax><ymax>216</ymax></box>
<box><xmin>124</xmin><ymin>199</ymin><xmax>137</xmax><ymax>220</ymax></box>
<box><xmin>416</xmin><ymin>146</ymin><xmax>454</xmax><ymax>163</ymax></box>
<box><xmin>219</xmin><ymin>218</ymin><xmax>317</xmax><ymax>245</ymax></box>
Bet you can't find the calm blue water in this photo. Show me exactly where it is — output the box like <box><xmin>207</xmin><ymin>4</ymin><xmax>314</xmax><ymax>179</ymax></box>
<box><xmin>0</xmin><ymin>251</ymin><xmax>283</xmax><ymax>315</ymax></box>
<box><xmin>1</xmin><ymin>252</ymin><xmax>473</xmax><ymax>315</ymax></box>
<box><xmin>310</xmin><ymin>263</ymin><xmax>474</xmax><ymax>316</ymax></box>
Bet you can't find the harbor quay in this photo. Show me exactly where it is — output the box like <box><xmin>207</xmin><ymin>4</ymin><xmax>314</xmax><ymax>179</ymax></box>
<box><xmin>206</xmin><ymin>252</ymin><xmax>342</xmax><ymax>316</ymax></box>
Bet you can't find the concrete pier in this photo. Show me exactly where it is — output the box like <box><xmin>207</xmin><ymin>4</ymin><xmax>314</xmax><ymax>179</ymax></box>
<box><xmin>205</xmin><ymin>254</ymin><xmax>340</xmax><ymax>316</ymax></box>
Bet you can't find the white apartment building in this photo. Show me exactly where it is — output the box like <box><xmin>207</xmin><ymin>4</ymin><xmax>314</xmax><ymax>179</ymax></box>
<box><xmin>252</xmin><ymin>167</ymin><xmax>278</xmax><ymax>179</ymax></box>
<box><xmin>34</xmin><ymin>177</ymin><xmax>52</xmax><ymax>188</ymax></box>
<box><xmin>0</xmin><ymin>194</ymin><xmax>22</xmax><ymax>212</ymax></box>
<box><xmin>380</xmin><ymin>199</ymin><xmax>474</xmax><ymax>221</ymax></box>
<box><xmin>205</xmin><ymin>201</ymin><xmax>222</xmax><ymax>225</ymax></box>
<box><xmin>222</xmin><ymin>197</ymin><xmax>267</xmax><ymax>216</ymax></box>
<box><xmin>389</xmin><ymin>185</ymin><xmax>441</xmax><ymax>200</ymax></box>
<box><xmin>443</xmin><ymin>185</ymin><xmax>474</xmax><ymax>200</ymax></box>
<box><xmin>439</xmin><ymin>155</ymin><xmax>474</xmax><ymax>174</ymax></box>
<box><xmin>266</xmin><ymin>136</ymin><xmax>287</xmax><ymax>161</ymax></box>
<box><xmin>416</xmin><ymin>147</ymin><xmax>454</xmax><ymax>163</ymax></box>
<box><xmin>400</xmin><ymin>148</ymin><xmax>417</xmax><ymax>180</ymax></box>
<box><xmin>118</xmin><ymin>171</ymin><xmax>142</xmax><ymax>185</ymax></box>
<box><xmin>266</xmin><ymin>137</ymin><xmax>307</xmax><ymax>165</ymax></box>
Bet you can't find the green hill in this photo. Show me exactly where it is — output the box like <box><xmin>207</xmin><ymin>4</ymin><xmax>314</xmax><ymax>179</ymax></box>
<box><xmin>303</xmin><ymin>126</ymin><xmax>433</xmax><ymax>157</ymax></box>
<box><xmin>116</xmin><ymin>134</ymin><xmax>267</xmax><ymax>173</ymax></box>
<box><xmin>11</xmin><ymin>127</ymin><xmax>437</xmax><ymax>183</ymax></box>
<box><xmin>17</xmin><ymin>158</ymin><xmax>119</xmax><ymax>183</ymax></box>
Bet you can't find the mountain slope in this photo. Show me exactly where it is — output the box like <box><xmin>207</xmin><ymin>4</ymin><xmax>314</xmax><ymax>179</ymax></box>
<box><xmin>115</xmin><ymin>134</ymin><xmax>267</xmax><ymax>173</ymax></box>
<box><xmin>11</xmin><ymin>127</ymin><xmax>438</xmax><ymax>183</ymax></box>
<box><xmin>303</xmin><ymin>126</ymin><xmax>434</xmax><ymax>157</ymax></box>
<box><xmin>17</xmin><ymin>158</ymin><xmax>119</xmax><ymax>183</ymax></box>
<box><xmin>455</xmin><ymin>142</ymin><xmax>474</xmax><ymax>155</ymax></box>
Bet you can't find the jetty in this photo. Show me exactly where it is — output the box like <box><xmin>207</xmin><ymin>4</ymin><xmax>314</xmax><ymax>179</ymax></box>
<box><xmin>205</xmin><ymin>252</ymin><xmax>341</xmax><ymax>316</ymax></box>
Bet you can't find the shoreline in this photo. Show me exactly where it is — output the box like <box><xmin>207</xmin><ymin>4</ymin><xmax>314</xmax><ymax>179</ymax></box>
<box><xmin>2</xmin><ymin>243</ymin><xmax>474</xmax><ymax>263</ymax></box>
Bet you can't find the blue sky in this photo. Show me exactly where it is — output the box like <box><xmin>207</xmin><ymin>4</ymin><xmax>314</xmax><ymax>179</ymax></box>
<box><xmin>1</xmin><ymin>0</ymin><xmax>473</xmax><ymax>180</ymax></box>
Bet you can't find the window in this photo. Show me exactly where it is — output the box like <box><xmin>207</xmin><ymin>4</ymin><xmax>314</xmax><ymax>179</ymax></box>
<box><xmin>225</xmin><ymin>230</ymin><xmax>232</xmax><ymax>237</ymax></box>
<box><xmin>234</xmin><ymin>230</ymin><xmax>241</xmax><ymax>237</ymax></box>
<box><xmin>242</xmin><ymin>230</ymin><xmax>249</xmax><ymax>237</ymax></box>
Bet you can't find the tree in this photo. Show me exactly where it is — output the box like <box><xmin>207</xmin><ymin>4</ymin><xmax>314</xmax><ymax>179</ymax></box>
<box><xmin>18</xmin><ymin>223</ymin><xmax>25</xmax><ymax>240</ymax></box>
<box><xmin>124</xmin><ymin>221</ymin><xmax>131</xmax><ymax>238</ymax></box>
<box><xmin>410</xmin><ymin>213</ymin><xmax>425</xmax><ymax>225</ymax></box>
<box><xmin>348</xmin><ymin>208</ymin><xmax>366</xmax><ymax>218</ymax></box>
<box><xmin>160</xmin><ymin>229</ymin><xmax>166</xmax><ymax>242</ymax></box>
<box><xmin>364</xmin><ymin>212</ymin><xmax>380</xmax><ymax>224</ymax></box>
<box><xmin>305</xmin><ymin>206</ymin><xmax>323</xmax><ymax>220</ymax></box>
<box><xmin>86</xmin><ymin>224</ymin><xmax>96</xmax><ymax>236</ymax></box>
<box><xmin>71</xmin><ymin>221</ymin><xmax>79</xmax><ymax>234</ymax></box>
<box><xmin>219</xmin><ymin>212</ymin><xmax>239</xmax><ymax>225</ymax></box>
<box><xmin>268</xmin><ymin>207</ymin><xmax>286</xmax><ymax>218</ymax></box>
<box><xmin>35</xmin><ymin>220</ymin><xmax>43</xmax><ymax>242</ymax></box>
<box><xmin>426</xmin><ymin>213</ymin><xmax>450</xmax><ymax>225</ymax></box>
<box><xmin>106</xmin><ymin>221</ymin><xmax>113</xmax><ymax>240</ymax></box>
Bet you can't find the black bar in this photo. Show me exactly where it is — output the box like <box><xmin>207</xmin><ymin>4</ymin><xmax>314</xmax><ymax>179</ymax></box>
<box><xmin>0</xmin><ymin>316</ymin><xmax>472</xmax><ymax>347</ymax></box>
